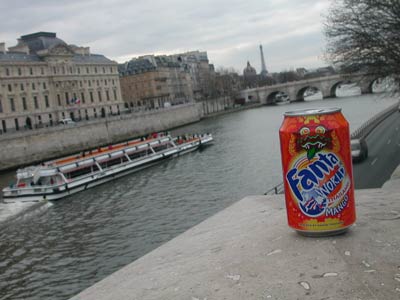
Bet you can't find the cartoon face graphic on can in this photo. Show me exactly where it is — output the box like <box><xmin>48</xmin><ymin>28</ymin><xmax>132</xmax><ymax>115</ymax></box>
<box><xmin>279</xmin><ymin>108</ymin><xmax>356</xmax><ymax>235</ymax></box>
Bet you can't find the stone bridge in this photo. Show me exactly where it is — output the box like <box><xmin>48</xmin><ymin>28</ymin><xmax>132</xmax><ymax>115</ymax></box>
<box><xmin>239</xmin><ymin>74</ymin><xmax>378</xmax><ymax>104</ymax></box>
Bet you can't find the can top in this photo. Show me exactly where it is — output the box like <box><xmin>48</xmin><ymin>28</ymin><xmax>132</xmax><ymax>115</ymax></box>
<box><xmin>284</xmin><ymin>107</ymin><xmax>341</xmax><ymax>117</ymax></box>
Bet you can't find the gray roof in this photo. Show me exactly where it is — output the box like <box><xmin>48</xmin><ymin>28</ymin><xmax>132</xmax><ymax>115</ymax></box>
<box><xmin>20</xmin><ymin>32</ymin><xmax>67</xmax><ymax>54</ymax></box>
<box><xmin>0</xmin><ymin>52</ymin><xmax>114</xmax><ymax>64</ymax></box>
<box><xmin>0</xmin><ymin>52</ymin><xmax>41</xmax><ymax>62</ymax></box>
<box><xmin>118</xmin><ymin>59</ymin><xmax>156</xmax><ymax>75</ymax></box>
<box><xmin>72</xmin><ymin>54</ymin><xmax>115</xmax><ymax>64</ymax></box>
<box><xmin>0</xmin><ymin>32</ymin><xmax>115</xmax><ymax>65</ymax></box>
<box><xmin>118</xmin><ymin>56</ymin><xmax>181</xmax><ymax>75</ymax></box>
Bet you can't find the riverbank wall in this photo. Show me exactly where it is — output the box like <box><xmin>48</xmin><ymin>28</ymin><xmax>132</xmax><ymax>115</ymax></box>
<box><xmin>0</xmin><ymin>95</ymin><xmax>243</xmax><ymax>171</ymax></box>
<box><xmin>0</xmin><ymin>103</ymin><xmax>201</xmax><ymax>171</ymax></box>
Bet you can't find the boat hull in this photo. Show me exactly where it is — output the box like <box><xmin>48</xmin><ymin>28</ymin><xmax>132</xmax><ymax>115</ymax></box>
<box><xmin>3</xmin><ymin>139</ymin><xmax>209</xmax><ymax>202</ymax></box>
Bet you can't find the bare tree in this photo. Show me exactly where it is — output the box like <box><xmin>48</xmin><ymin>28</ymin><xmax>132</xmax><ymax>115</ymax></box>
<box><xmin>324</xmin><ymin>0</ymin><xmax>400</xmax><ymax>81</ymax></box>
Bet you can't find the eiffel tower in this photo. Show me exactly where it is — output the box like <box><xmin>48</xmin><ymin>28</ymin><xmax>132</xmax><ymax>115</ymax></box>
<box><xmin>259</xmin><ymin>44</ymin><xmax>268</xmax><ymax>77</ymax></box>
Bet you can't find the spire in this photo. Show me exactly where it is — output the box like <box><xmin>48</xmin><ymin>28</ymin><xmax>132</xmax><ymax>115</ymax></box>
<box><xmin>259</xmin><ymin>44</ymin><xmax>268</xmax><ymax>77</ymax></box>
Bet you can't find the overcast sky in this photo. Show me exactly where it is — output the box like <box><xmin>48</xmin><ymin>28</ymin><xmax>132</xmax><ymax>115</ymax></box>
<box><xmin>0</xmin><ymin>0</ymin><xmax>331</xmax><ymax>73</ymax></box>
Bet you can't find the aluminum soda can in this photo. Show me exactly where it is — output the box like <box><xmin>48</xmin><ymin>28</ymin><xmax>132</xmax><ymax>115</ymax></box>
<box><xmin>279</xmin><ymin>108</ymin><xmax>356</xmax><ymax>236</ymax></box>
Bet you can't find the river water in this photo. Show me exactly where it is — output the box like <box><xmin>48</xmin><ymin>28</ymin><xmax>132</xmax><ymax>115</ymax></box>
<box><xmin>0</xmin><ymin>91</ymin><xmax>397</xmax><ymax>300</ymax></box>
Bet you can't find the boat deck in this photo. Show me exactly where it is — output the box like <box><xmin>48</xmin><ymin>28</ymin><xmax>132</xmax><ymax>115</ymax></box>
<box><xmin>48</xmin><ymin>135</ymin><xmax>200</xmax><ymax>167</ymax></box>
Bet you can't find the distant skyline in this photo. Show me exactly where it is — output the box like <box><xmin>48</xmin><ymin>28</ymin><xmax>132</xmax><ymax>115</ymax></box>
<box><xmin>0</xmin><ymin>0</ymin><xmax>331</xmax><ymax>73</ymax></box>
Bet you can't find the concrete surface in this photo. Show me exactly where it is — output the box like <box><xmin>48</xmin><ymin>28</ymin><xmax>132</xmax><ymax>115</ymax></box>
<box><xmin>70</xmin><ymin>188</ymin><xmax>400</xmax><ymax>300</ymax></box>
<box><xmin>353</xmin><ymin>111</ymin><xmax>400</xmax><ymax>189</ymax></box>
<box><xmin>382</xmin><ymin>164</ymin><xmax>400</xmax><ymax>190</ymax></box>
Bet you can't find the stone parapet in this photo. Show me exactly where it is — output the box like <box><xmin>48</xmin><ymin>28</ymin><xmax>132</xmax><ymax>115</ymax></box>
<box><xmin>70</xmin><ymin>188</ymin><xmax>400</xmax><ymax>300</ymax></box>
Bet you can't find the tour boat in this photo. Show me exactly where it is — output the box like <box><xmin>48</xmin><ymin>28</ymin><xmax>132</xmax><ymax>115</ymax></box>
<box><xmin>2</xmin><ymin>133</ymin><xmax>213</xmax><ymax>202</ymax></box>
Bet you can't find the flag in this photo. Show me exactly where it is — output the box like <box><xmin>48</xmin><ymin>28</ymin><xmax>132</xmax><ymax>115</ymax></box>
<box><xmin>70</xmin><ymin>98</ymin><xmax>81</xmax><ymax>105</ymax></box>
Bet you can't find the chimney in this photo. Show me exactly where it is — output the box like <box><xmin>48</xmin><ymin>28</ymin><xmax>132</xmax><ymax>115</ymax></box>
<box><xmin>8</xmin><ymin>44</ymin><xmax>30</xmax><ymax>54</ymax></box>
<box><xmin>0</xmin><ymin>42</ymin><xmax>5</xmax><ymax>54</ymax></box>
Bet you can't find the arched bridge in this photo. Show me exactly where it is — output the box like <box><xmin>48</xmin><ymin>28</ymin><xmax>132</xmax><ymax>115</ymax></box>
<box><xmin>239</xmin><ymin>74</ymin><xmax>378</xmax><ymax>105</ymax></box>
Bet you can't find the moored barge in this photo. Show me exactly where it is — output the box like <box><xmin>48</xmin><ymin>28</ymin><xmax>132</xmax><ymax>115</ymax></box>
<box><xmin>2</xmin><ymin>133</ymin><xmax>213</xmax><ymax>202</ymax></box>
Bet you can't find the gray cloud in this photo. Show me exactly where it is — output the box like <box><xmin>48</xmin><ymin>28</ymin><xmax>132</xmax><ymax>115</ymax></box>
<box><xmin>0</xmin><ymin>0</ymin><xmax>331</xmax><ymax>72</ymax></box>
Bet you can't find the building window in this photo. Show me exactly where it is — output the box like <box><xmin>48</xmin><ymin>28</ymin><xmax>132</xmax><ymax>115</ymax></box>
<box><xmin>105</xmin><ymin>80</ymin><xmax>107</xmax><ymax>86</ymax></box>
<box><xmin>78</xmin><ymin>67</ymin><xmax>81</xmax><ymax>74</ymax></box>
<box><xmin>69</xmin><ymin>67</ymin><xmax>73</xmax><ymax>73</ymax></box>
<box><xmin>18</xmin><ymin>68</ymin><xmax>22</xmax><ymax>76</ymax></box>
<box><xmin>57</xmin><ymin>94</ymin><xmax>61</xmax><ymax>106</ymax></box>
<box><xmin>32</xmin><ymin>83</ymin><xmax>36</xmax><ymax>90</ymax></box>
<box><xmin>43</xmin><ymin>82</ymin><xmax>47</xmax><ymax>89</ymax></box>
<box><xmin>62</xmin><ymin>112</ymin><xmax>65</xmax><ymax>118</ymax></box>
<box><xmin>90</xmin><ymin>92</ymin><xmax>94</xmax><ymax>103</ymax></box>
<box><xmin>97</xmin><ymin>80</ymin><xmax>99</xmax><ymax>86</ymax></box>
<box><xmin>20</xmin><ymin>83</ymin><xmax>24</xmax><ymax>91</ymax></box>
<box><xmin>86</xmin><ymin>67</ymin><xmax>89</xmax><ymax>74</ymax></box>
<box><xmin>53</xmin><ymin>67</ymin><xmax>57</xmax><ymax>74</ymax></box>
<box><xmin>6</xmin><ymin>68</ymin><xmax>10</xmax><ymax>76</ymax></box>
<box><xmin>110</xmin><ymin>67</ymin><xmax>113</xmax><ymax>73</ymax></box>
<box><xmin>112</xmin><ymin>79</ymin><xmax>115</xmax><ymax>85</ymax></box>
<box><xmin>2</xmin><ymin>120</ymin><xmax>7</xmax><ymax>132</ymax></box>
<box><xmin>10</xmin><ymin>98</ymin><xmax>15</xmax><ymax>112</ymax></box>
<box><xmin>14</xmin><ymin>118</ymin><xmax>19</xmax><ymax>131</ymax></box>
<box><xmin>95</xmin><ymin>67</ymin><xmax>98</xmax><ymax>73</ymax></box>
<box><xmin>93</xmin><ymin>108</ymin><xmax>97</xmax><ymax>118</ymax></box>
<box><xmin>81</xmin><ymin>92</ymin><xmax>85</xmax><ymax>103</ymax></box>
<box><xmin>49</xmin><ymin>114</ymin><xmax>53</xmax><ymax>126</ymax></box>
<box><xmin>38</xmin><ymin>115</ymin><xmax>42</xmax><ymax>124</ymax></box>
<box><xmin>30</xmin><ymin>68</ymin><xmax>33</xmax><ymax>75</ymax></box>
<box><xmin>106</xmin><ymin>90</ymin><xmax>110</xmax><ymax>101</ymax></box>
<box><xmin>80</xmin><ymin>81</ymin><xmax>82</xmax><ymax>87</ymax></box>
<box><xmin>45</xmin><ymin>95</ymin><xmax>49</xmax><ymax>108</ymax></box>
<box><xmin>62</xmin><ymin>66</ymin><xmax>65</xmax><ymax>74</ymax></box>
<box><xmin>0</xmin><ymin>100</ymin><xmax>3</xmax><ymax>113</ymax></box>
<box><xmin>98</xmin><ymin>91</ymin><xmax>102</xmax><ymax>102</ymax></box>
<box><xmin>41</xmin><ymin>67</ymin><xmax>44</xmax><ymax>75</ymax></box>
<box><xmin>34</xmin><ymin>96</ymin><xmax>39</xmax><ymax>109</ymax></box>
<box><xmin>22</xmin><ymin>97</ymin><xmax>27</xmax><ymax>110</ymax></box>
<box><xmin>65</xmin><ymin>92</ymin><xmax>69</xmax><ymax>105</ymax></box>
<box><xmin>113</xmin><ymin>89</ymin><xmax>117</xmax><ymax>101</ymax></box>
<box><xmin>103</xmin><ymin>67</ymin><xmax>106</xmax><ymax>74</ymax></box>
<box><xmin>7</xmin><ymin>84</ymin><xmax>12</xmax><ymax>92</ymax></box>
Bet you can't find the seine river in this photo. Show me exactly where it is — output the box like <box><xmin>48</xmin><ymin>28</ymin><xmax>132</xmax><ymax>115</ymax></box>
<box><xmin>0</xmin><ymin>90</ymin><xmax>397</xmax><ymax>300</ymax></box>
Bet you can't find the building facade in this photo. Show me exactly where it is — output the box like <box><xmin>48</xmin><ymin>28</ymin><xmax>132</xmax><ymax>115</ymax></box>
<box><xmin>119</xmin><ymin>55</ymin><xmax>193</xmax><ymax>109</ymax></box>
<box><xmin>0</xmin><ymin>32</ymin><xmax>124</xmax><ymax>133</ymax></box>
<box><xmin>169</xmin><ymin>51</ymin><xmax>215</xmax><ymax>100</ymax></box>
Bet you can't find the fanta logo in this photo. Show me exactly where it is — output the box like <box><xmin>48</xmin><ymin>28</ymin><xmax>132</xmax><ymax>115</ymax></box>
<box><xmin>286</xmin><ymin>151</ymin><xmax>350</xmax><ymax>217</ymax></box>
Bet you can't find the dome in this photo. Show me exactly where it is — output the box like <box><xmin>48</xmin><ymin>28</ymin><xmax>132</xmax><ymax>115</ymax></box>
<box><xmin>243</xmin><ymin>61</ymin><xmax>257</xmax><ymax>76</ymax></box>
<box><xmin>19</xmin><ymin>32</ymin><xmax>68</xmax><ymax>54</ymax></box>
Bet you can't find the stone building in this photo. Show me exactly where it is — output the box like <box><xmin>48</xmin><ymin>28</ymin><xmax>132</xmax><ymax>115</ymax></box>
<box><xmin>119</xmin><ymin>55</ymin><xmax>193</xmax><ymax>109</ymax></box>
<box><xmin>0</xmin><ymin>32</ymin><xmax>123</xmax><ymax>133</ymax></box>
<box><xmin>169</xmin><ymin>51</ymin><xmax>215</xmax><ymax>100</ymax></box>
<box><xmin>243</xmin><ymin>61</ymin><xmax>258</xmax><ymax>88</ymax></box>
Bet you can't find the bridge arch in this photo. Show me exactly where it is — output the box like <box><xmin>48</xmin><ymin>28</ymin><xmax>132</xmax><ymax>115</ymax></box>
<box><xmin>328</xmin><ymin>76</ymin><xmax>381</xmax><ymax>98</ymax></box>
<box><xmin>295</xmin><ymin>86</ymin><xmax>322</xmax><ymax>101</ymax></box>
<box><xmin>265</xmin><ymin>91</ymin><xmax>289</xmax><ymax>104</ymax></box>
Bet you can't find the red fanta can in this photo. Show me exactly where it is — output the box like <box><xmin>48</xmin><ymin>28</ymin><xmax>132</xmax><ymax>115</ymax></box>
<box><xmin>279</xmin><ymin>108</ymin><xmax>356</xmax><ymax>236</ymax></box>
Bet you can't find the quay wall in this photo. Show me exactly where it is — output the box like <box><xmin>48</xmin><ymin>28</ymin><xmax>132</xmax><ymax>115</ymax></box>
<box><xmin>0</xmin><ymin>104</ymin><xmax>201</xmax><ymax>171</ymax></box>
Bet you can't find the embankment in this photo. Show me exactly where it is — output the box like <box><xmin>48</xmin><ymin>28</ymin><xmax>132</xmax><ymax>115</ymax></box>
<box><xmin>0</xmin><ymin>104</ymin><xmax>201</xmax><ymax>171</ymax></box>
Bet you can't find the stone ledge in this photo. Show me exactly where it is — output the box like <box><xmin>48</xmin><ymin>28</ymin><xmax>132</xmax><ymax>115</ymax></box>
<box><xmin>70</xmin><ymin>189</ymin><xmax>400</xmax><ymax>300</ymax></box>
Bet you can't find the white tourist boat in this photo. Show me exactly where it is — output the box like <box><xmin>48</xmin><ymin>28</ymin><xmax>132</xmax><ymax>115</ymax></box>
<box><xmin>2</xmin><ymin>133</ymin><xmax>213</xmax><ymax>202</ymax></box>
